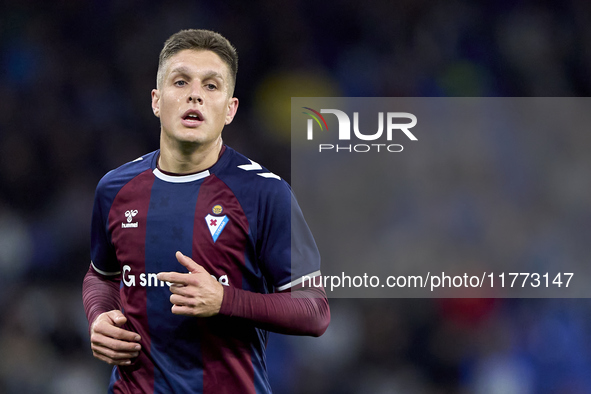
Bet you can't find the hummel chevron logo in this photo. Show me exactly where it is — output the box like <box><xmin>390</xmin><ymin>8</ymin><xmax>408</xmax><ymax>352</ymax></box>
<box><xmin>125</xmin><ymin>210</ymin><xmax>138</xmax><ymax>222</ymax></box>
<box><xmin>237</xmin><ymin>159</ymin><xmax>281</xmax><ymax>180</ymax></box>
<box><xmin>122</xmin><ymin>209</ymin><xmax>139</xmax><ymax>228</ymax></box>
<box><xmin>257</xmin><ymin>173</ymin><xmax>281</xmax><ymax>180</ymax></box>
<box><xmin>237</xmin><ymin>159</ymin><xmax>262</xmax><ymax>171</ymax></box>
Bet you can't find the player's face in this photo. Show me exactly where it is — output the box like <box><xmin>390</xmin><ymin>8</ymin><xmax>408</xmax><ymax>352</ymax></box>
<box><xmin>151</xmin><ymin>49</ymin><xmax>238</xmax><ymax>149</ymax></box>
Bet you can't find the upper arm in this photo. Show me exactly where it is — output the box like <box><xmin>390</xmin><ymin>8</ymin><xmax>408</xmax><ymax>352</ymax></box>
<box><xmin>257</xmin><ymin>182</ymin><xmax>321</xmax><ymax>292</ymax></box>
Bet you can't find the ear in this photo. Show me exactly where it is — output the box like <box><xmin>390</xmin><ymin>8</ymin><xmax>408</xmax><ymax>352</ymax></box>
<box><xmin>151</xmin><ymin>89</ymin><xmax>161</xmax><ymax>118</ymax></box>
<box><xmin>224</xmin><ymin>97</ymin><xmax>239</xmax><ymax>125</ymax></box>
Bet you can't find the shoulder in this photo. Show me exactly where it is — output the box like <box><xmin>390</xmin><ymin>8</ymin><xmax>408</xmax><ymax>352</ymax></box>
<box><xmin>214</xmin><ymin>146</ymin><xmax>290</xmax><ymax>195</ymax></box>
<box><xmin>211</xmin><ymin>147</ymin><xmax>293</xmax><ymax>221</ymax></box>
<box><xmin>95</xmin><ymin>151</ymin><xmax>158</xmax><ymax>200</ymax></box>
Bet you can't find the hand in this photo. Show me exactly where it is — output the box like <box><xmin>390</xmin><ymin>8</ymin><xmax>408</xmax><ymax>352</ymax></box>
<box><xmin>157</xmin><ymin>251</ymin><xmax>224</xmax><ymax>317</ymax></box>
<box><xmin>90</xmin><ymin>310</ymin><xmax>141</xmax><ymax>366</ymax></box>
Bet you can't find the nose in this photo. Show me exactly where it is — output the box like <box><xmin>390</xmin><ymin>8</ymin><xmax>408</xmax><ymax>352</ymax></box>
<box><xmin>188</xmin><ymin>95</ymin><xmax>202</xmax><ymax>103</ymax></box>
<box><xmin>188</xmin><ymin>84</ymin><xmax>203</xmax><ymax>104</ymax></box>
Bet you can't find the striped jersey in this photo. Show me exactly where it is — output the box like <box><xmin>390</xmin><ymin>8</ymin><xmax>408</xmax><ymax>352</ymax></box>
<box><xmin>90</xmin><ymin>146</ymin><xmax>320</xmax><ymax>393</ymax></box>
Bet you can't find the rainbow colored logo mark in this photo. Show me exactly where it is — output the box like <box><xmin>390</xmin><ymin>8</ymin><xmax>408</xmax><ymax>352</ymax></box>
<box><xmin>302</xmin><ymin>107</ymin><xmax>329</xmax><ymax>135</ymax></box>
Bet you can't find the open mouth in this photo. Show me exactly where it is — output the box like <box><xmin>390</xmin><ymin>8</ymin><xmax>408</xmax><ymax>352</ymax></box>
<box><xmin>183</xmin><ymin>111</ymin><xmax>203</xmax><ymax>121</ymax></box>
<box><xmin>181</xmin><ymin>110</ymin><xmax>204</xmax><ymax>126</ymax></box>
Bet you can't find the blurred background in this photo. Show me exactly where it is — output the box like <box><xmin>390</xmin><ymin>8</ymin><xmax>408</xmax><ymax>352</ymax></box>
<box><xmin>2</xmin><ymin>0</ymin><xmax>591</xmax><ymax>393</ymax></box>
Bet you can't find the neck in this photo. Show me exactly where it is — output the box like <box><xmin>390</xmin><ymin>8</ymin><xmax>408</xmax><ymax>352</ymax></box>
<box><xmin>158</xmin><ymin>136</ymin><xmax>223</xmax><ymax>174</ymax></box>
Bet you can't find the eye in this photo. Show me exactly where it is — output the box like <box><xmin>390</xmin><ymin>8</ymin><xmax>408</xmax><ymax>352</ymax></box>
<box><xmin>205</xmin><ymin>83</ymin><xmax>217</xmax><ymax>90</ymax></box>
<box><xmin>174</xmin><ymin>80</ymin><xmax>187</xmax><ymax>87</ymax></box>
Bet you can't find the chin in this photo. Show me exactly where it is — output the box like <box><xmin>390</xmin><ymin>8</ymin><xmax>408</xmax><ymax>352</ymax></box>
<box><xmin>163</xmin><ymin>127</ymin><xmax>219</xmax><ymax>148</ymax></box>
<box><xmin>177</xmin><ymin>134</ymin><xmax>218</xmax><ymax>147</ymax></box>
<box><xmin>173</xmin><ymin>130</ymin><xmax>207</xmax><ymax>143</ymax></box>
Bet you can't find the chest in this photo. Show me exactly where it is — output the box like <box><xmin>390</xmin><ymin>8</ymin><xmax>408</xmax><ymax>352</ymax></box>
<box><xmin>108</xmin><ymin>176</ymin><xmax>251</xmax><ymax>277</ymax></box>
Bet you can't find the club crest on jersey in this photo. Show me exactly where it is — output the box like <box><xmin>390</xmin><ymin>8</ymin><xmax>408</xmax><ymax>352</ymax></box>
<box><xmin>205</xmin><ymin>214</ymin><xmax>229</xmax><ymax>243</ymax></box>
<box><xmin>122</xmin><ymin>210</ymin><xmax>139</xmax><ymax>228</ymax></box>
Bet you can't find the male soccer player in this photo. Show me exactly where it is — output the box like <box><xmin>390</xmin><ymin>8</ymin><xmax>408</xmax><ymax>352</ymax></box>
<box><xmin>82</xmin><ymin>29</ymin><xmax>329</xmax><ymax>393</ymax></box>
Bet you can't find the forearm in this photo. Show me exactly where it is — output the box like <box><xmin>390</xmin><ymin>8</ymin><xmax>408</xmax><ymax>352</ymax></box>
<box><xmin>219</xmin><ymin>285</ymin><xmax>330</xmax><ymax>337</ymax></box>
<box><xmin>82</xmin><ymin>265</ymin><xmax>121</xmax><ymax>330</ymax></box>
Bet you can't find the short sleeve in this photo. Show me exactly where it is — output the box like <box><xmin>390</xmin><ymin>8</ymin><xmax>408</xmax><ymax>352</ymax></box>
<box><xmin>257</xmin><ymin>182</ymin><xmax>321</xmax><ymax>291</ymax></box>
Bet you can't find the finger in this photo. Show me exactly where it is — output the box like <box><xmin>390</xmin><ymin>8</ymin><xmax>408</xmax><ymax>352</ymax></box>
<box><xmin>95</xmin><ymin>322</ymin><xmax>142</xmax><ymax>343</ymax></box>
<box><xmin>170</xmin><ymin>294</ymin><xmax>191</xmax><ymax>307</ymax></box>
<box><xmin>113</xmin><ymin>315</ymin><xmax>127</xmax><ymax>327</ymax></box>
<box><xmin>175</xmin><ymin>251</ymin><xmax>204</xmax><ymax>273</ymax></box>
<box><xmin>92</xmin><ymin>348</ymin><xmax>135</xmax><ymax>366</ymax></box>
<box><xmin>92</xmin><ymin>351</ymin><xmax>132</xmax><ymax>366</ymax></box>
<box><xmin>92</xmin><ymin>343</ymin><xmax>140</xmax><ymax>361</ymax></box>
<box><xmin>91</xmin><ymin>332</ymin><xmax>142</xmax><ymax>352</ymax></box>
<box><xmin>171</xmin><ymin>304</ymin><xmax>195</xmax><ymax>316</ymax></box>
<box><xmin>169</xmin><ymin>284</ymin><xmax>193</xmax><ymax>296</ymax></box>
<box><xmin>106</xmin><ymin>310</ymin><xmax>127</xmax><ymax>327</ymax></box>
<box><xmin>157</xmin><ymin>271</ymin><xmax>191</xmax><ymax>284</ymax></box>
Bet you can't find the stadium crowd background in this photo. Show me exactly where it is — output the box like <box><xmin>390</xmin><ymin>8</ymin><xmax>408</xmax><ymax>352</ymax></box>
<box><xmin>2</xmin><ymin>0</ymin><xmax>591</xmax><ymax>393</ymax></box>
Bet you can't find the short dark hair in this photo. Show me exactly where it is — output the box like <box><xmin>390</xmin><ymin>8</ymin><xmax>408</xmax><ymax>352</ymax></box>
<box><xmin>157</xmin><ymin>29</ymin><xmax>238</xmax><ymax>93</ymax></box>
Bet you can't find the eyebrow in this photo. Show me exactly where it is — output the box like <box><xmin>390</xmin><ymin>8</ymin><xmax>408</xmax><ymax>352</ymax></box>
<box><xmin>169</xmin><ymin>67</ymin><xmax>225</xmax><ymax>82</ymax></box>
<box><xmin>169</xmin><ymin>66</ymin><xmax>191</xmax><ymax>76</ymax></box>
<box><xmin>201</xmin><ymin>71</ymin><xmax>225</xmax><ymax>82</ymax></box>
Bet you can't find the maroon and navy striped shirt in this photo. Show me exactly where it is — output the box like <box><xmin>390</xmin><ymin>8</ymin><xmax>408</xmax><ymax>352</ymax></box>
<box><xmin>89</xmin><ymin>146</ymin><xmax>323</xmax><ymax>393</ymax></box>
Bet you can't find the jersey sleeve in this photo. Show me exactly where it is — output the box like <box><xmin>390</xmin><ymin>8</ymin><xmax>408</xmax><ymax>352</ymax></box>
<box><xmin>82</xmin><ymin>264</ymin><xmax>122</xmax><ymax>329</ymax></box>
<box><xmin>258</xmin><ymin>181</ymin><xmax>321</xmax><ymax>291</ymax></box>
<box><xmin>90</xmin><ymin>179</ymin><xmax>120</xmax><ymax>276</ymax></box>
